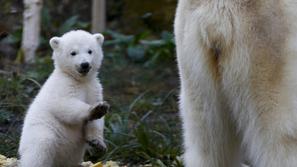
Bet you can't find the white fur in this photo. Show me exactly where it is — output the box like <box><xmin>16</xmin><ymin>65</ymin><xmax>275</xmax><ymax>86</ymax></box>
<box><xmin>18</xmin><ymin>30</ymin><xmax>106</xmax><ymax>167</ymax></box>
<box><xmin>175</xmin><ymin>0</ymin><xmax>297</xmax><ymax>167</ymax></box>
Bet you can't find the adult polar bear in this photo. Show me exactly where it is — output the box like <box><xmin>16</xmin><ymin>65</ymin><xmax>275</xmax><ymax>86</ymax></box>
<box><xmin>19</xmin><ymin>30</ymin><xmax>109</xmax><ymax>167</ymax></box>
<box><xmin>175</xmin><ymin>1</ymin><xmax>297</xmax><ymax>167</ymax></box>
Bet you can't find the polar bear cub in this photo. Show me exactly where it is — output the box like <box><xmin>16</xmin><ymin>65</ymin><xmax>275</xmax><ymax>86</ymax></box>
<box><xmin>18</xmin><ymin>30</ymin><xmax>109</xmax><ymax>167</ymax></box>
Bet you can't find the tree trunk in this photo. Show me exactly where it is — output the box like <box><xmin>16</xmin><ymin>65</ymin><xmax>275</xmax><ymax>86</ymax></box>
<box><xmin>91</xmin><ymin>0</ymin><xmax>106</xmax><ymax>33</ymax></box>
<box><xmin>21</xmin><ymin>0</ymin><xmax>43</xmax><ymax>63</ymax></box>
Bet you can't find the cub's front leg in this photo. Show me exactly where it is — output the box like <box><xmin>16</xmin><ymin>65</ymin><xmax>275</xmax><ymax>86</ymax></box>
<box><xmin>85</xmin><ymin>101</ymin><xmax>109</xmax><ymax>152</ymax></box>
<box><xmin>51</xmin><ymin>98</ymin><xmax>106</xmax><ymax>125</ymax></box>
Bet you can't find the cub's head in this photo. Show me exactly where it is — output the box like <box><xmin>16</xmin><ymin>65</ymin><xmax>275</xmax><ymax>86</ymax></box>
<box><xmin>49</xmin><ymin>30</ymin><xmax>104</xmax><ymax>79</ymax></box>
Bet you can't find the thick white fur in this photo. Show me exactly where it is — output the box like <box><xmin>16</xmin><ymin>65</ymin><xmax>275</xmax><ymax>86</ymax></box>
<box><xmin>175</xmin><ymin>0</ymin><xmax>297</xmax><ymax>167</ymax></box>
<box><xmin>18</xmin><ymin>30</ymin><xmax>106</xmax><ymax>167</ymax></box>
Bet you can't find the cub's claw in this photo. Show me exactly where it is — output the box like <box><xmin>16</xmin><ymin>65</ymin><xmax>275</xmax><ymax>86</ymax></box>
<box><xmin>87</xmin><ymin>139</ymin><xmax>107</xmax><ymax>153</ymax></box>
<box><xmin>89</xmin><ymin>102</ymin><xmax>110</xmax><ymax>121</ymax></box>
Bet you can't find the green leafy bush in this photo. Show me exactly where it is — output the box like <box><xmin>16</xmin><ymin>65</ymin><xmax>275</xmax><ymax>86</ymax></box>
<box><xmin>104</xmin><ymin>30</ymin><xmax>176</xmax><ymax>66</ymax></box>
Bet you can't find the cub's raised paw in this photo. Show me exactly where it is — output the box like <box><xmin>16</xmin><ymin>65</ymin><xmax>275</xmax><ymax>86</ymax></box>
<box><xmin>87</xmin><ymin>139</ymin><xmax>107</xmax><ymax>153</ymax></box>
<box><xmin>89</xmin><ymin>102</ymin><xmax>110</xmax><ymax>121</ymax></box>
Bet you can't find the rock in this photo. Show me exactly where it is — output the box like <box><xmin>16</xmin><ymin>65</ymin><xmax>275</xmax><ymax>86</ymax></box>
<box><xmin>104</xmin><ymin>161</ymin><xmax>119</xmax><ymax>167</ymax></box>
<box><xmin>0</xmin><ymin>154</ymin><xmax>18</xmax><ymax>167</ymax></box>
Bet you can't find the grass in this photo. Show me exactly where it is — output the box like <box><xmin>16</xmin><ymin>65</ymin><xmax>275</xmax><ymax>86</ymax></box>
<box><xmin>91</xmin><ymin>36</ymin><xmax>183</xmax><ymax>166</ymax></box>
<box><xmin>0</xmin><ymin>31</ymin><xmax>183</xmax><ymax>166</ymax></box>
<box><xmin>0</xmin><ymin>57</ymin><xmax>53</xmax><ymax>157</ymax></box>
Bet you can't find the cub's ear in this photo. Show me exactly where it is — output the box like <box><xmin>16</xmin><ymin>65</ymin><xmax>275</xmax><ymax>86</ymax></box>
<box><xmin>49</xmin><ymin>37</ymin><xmax>61</xmax><ymax>49</ymax></box>
<box><xmin>93</xmin><ymin>33</ymin><xmax>104</xmax><ymax>46</ymax></box>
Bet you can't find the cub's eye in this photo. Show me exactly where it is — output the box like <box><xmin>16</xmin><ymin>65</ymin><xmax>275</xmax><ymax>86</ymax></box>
<box><xmin>88</xmin><ymin>49</ymin><xmax>92</xmax><ymax>54</ymax></box>
<box><xmin>70</xmin><ymin>51</ymin><xmax>77</xmax><ymax>56</ymax></box>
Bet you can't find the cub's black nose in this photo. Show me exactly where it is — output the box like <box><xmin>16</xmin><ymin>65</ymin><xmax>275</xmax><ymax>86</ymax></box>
<box><xmin>80</xmin><ymin>62</ymin><xmax>90</xmax><ymax>70</ymax></box>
